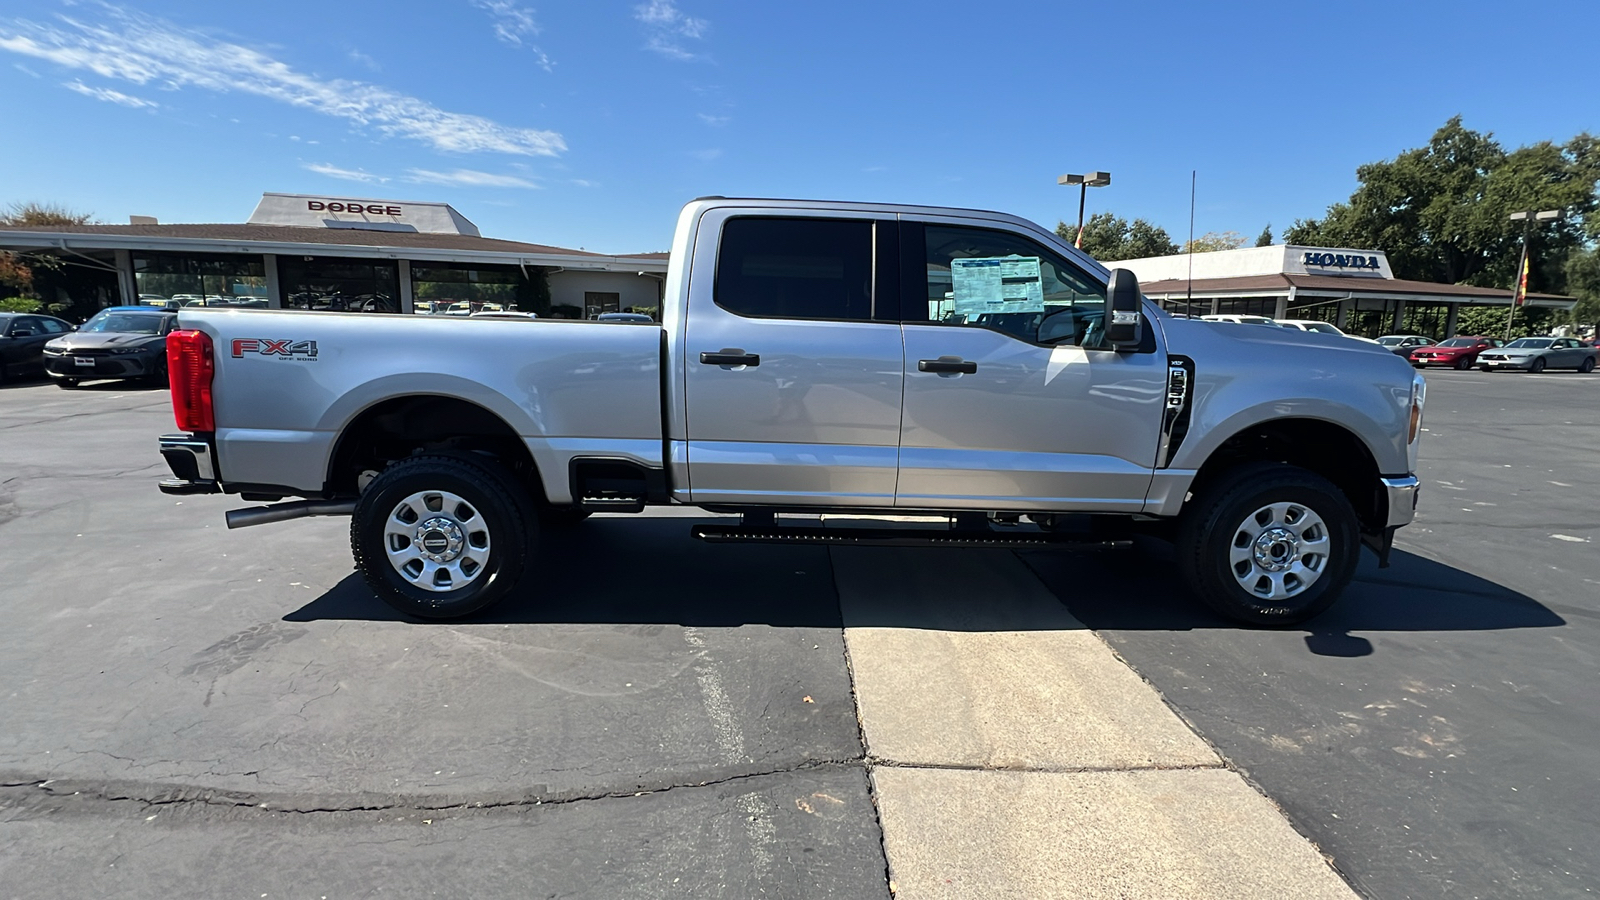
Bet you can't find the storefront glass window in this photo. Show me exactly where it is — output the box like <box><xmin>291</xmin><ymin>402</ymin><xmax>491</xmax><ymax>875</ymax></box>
<box><xmin>1401</xmin><ymin>302</ymin><xmax>1450</xmax><ymax>338</ymax></box>
<box><xmin>1213</xmin><ymin>298</ymin><xmax>1277</xmax><ymax>317</ymax></box>
<box><xmin>1284</xmin><ymin>299</ymin><xmax>1341</xmax><ymax>324</ymax></box>
<box><xmin>410</xmin><ymin>263</ymin><xmax>542</xmax><ymax>316</ymax></box>
<box><xmin>133</xmin><ymin>253</ymin><xmax>266</xmax><ymax>309</ymax></box>
<box><xmin>279</xmin><ymin>257</ymin><xmax>398</xmax><ymax>313</ymax></box>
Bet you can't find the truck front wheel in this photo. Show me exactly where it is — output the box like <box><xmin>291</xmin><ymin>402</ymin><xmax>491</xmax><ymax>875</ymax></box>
<box><xmin>1175</xmin><ymin>463</ymin><xmax>1360</xmax><ymax>626</ymax></box>
<box><xmin>351</xmin><ymin>454</ymin><xmax>533</xmax><ymax>619</ymax></box>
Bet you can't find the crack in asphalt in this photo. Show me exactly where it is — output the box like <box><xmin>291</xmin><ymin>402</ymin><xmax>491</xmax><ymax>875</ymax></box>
<box><xmin>0</xmin><ymin>757</ymin><xmax>867</xmax><ymax>820</ymax></box>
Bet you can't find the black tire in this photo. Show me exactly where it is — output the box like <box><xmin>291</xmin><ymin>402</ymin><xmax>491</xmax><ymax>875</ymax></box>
<box><xmin>56</xmin><ymin>377</ymin><xmax>79</xmax><ymax>389</ymax></box>
<box><xmin>538</xmin><ymin>506</ymin><xmax>593</xmax><ymax>526</ymax></box>
<box><xmin>1454</xmin><ymin>356</ymin><xmax>1473</xmax><ymax>370</ymax></box>
<box><xmin>1529</xmin><ymin>357</ymin><xmax>1546</xmax><ymax>374</ymax></box>
<box><xmin>351</xmin><ymin>454</ymin><xmax>534</xmax><ymax>619</ymax></box>
<box><xmin>1479</xmin><ymin>365</ymin><xmax>1492</xmax><ymax>372</ymax></box>
<box><xmin>1579</xmin><ymin>356</ymin><xmax>1596</xmax><ymax>374</ymax></box>
<box><xmin>1175</xmin><ymin>462</ymin><xmax>1361</xmax><ymax>627</ymax></box>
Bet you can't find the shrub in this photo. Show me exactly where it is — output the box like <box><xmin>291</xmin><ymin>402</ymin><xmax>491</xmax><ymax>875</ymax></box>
<box><xmin>0</xmin><ymin>296</ymin><xmax>42</xmax><ymax>314</ymax></box>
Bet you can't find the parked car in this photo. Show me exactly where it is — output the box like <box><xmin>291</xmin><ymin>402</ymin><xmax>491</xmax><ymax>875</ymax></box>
<box><xmin>1477</xmin><ymin>337</ymin><xmax>1598</xmax><ymax>373</ymax></box>
<box><xmin>1276</xmin><ymin>319</ymin><xmax>1345</xmax><ymax>335</ymax></box>
<box><xmin>1376</xmin><ymin>335</ymin><xmax>1436</xmax><ymax>357</ymax></box>
<box><xmin>596</xmin><ymin>312</ymin><xmax>655</xmax><ymax>323</ymax></box>
<box><xmin>42</xmin><ymin>307</ymin><xmax>177</xmax><ymax>388</ymax></box>
<box><xmin>0</xmin><ymin>313</ymin><xmax>75</xmax><ymax>383</ymax></box>
<box><xmin>1408</xmin><ymin>336</ymin><xmax>1503</xmax><ymax>370</ymax></box>
<box><xmin>469</xmin><ymin>311</ymin><xmax>538</xmax><ymax>320</ymax></box>
<box><xmin>1200</xmin><ymin>314</ymin><xmax>1277</xmax><ymax>326</ymax></box>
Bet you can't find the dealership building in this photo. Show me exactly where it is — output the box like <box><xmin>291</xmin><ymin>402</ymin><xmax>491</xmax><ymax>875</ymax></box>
<box><xmin>0</xmin><ymin>192</ymin><xmax>669</xmax><ymax>320</ymax></box>
<box><xmin>1112</xmin><ymin>244</ymin><xmax>1575</xmax><ymax>338</ymax></box>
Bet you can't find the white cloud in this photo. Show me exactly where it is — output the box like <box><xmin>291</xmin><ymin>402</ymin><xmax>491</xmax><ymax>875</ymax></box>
<box><xmin>404</xmin><ymin>168</ymin><xmax>539</xmax><ymax>188</ymax></box>
<box><xmin>634</xmin><ymin>0</ymin><xmax>708</xmax><ymax>60</ymax></box>
<box><xmin>697</xmin><ymin>113</ymin><xmax>729</xmax><ymax>126</ymax></box>
<box><xmin>690</xmin><ymin>148</ymin><xmax>722</xmax><ymax>161</ymax></box>
<box><xmin>0</xmin><ymin>6</ymin><xmax>565</xmax><ymax>157</ymax></box>
<box><xmin>347</xmin><ymin>48</ymin><xmax>379</xmax><ymax>72</ymax></box>
<box><xmin>64</xmin><ymin>78</ymin><xmax>157</xmax><ymax>108</ymax></box>
<box><xmin>305</xmin><ymin>162</ymin><xmax>388</xmax><ymax>184</ymax></box>
<box><xmin>472</xmin><ymin>0</ymin><xmax>553</xmax><ymax>70</ymax></box>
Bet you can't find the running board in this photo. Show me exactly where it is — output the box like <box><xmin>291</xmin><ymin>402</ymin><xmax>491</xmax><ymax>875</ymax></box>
<box><xmin>690</xmin><ymin>523</ymin><xmax>1124</xmax><ymax>548</ymax></box>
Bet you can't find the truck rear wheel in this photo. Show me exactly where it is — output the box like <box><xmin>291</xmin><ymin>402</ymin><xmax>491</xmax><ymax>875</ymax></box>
<box><xmin>1176</xmin><ymin>463</ymin><xmax>1360</xmax><ymax>626</ymax></box>
<box><xmin>351</xmin><ymin>454</ymin><xmax>533</xmax><ymax>619</ymax></box>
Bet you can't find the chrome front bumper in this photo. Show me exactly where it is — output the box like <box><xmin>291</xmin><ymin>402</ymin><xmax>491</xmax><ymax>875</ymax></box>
<box><xmin>1381</xmin><ymin>475</ymin><xmax>1419</xmax><ymax>528</ymax></box>
<box><xmin>159</xmin><ymin>432</ymin><xmax>221</xmax><ymax>495</ymax></box>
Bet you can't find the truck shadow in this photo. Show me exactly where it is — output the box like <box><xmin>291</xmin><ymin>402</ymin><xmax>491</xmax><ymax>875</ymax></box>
<box><xmin>1019</xmin><ymin>541</ymin><xmax>1568</xmax><ymax>657</ymax></box>
<box><xmin>284</xmin><ymin>515</ymin><xmax>1566</xmax><ymax>648</ymax></box>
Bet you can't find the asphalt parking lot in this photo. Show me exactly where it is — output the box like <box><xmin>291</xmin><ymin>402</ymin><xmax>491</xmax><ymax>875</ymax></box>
<box><xmin>1</xmin><ymin>368</ymin><xmax>1596</xmax><ymax>898</ymax></box>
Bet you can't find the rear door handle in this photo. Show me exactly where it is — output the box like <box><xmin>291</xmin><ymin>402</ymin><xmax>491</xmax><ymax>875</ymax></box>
<box><xmin>918</xmin><ymin>356</ymin><xmax>978</xmax><ymax>375</ymax></box>
<box><xmin>700</xmin><ymin>349</ymin><xmax>761</xmax><ymax>367</ymax></box>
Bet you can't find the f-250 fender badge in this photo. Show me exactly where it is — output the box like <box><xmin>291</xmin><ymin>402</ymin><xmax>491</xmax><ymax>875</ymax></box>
<box><xmin>231</xmin><ymin>338</ymin><xmax>319</xmax><ymax>360</ymax></box>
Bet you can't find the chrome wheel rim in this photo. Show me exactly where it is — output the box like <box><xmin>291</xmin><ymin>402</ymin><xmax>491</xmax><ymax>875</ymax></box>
<box><xmin>383</xmin><ymin>490</ymin><xmax>491</xmax><ymax>593</ymax></box>
<box><xmin>1228</xmin><ymin>502</ymin><xmax>1330</xmax><ymax>602</ymax></box>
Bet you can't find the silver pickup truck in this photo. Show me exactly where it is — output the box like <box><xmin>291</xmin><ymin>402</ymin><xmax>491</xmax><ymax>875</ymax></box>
<box><xmin>157</xmin><ymin>198</ymin><xmax>1424</xmax><ymax>626</ymax></box>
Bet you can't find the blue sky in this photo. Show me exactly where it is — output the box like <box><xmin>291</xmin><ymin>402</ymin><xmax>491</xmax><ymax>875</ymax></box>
<box><xmin>2</xmin><ymin>0</ymin><xmax>1596</xmax><ymax>255</ymax></box>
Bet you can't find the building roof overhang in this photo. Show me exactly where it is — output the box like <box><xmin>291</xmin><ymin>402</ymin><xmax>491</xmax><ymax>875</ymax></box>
<box><xmin>1137</xmin><ymin>273</ymin><xmax>1576</xmax><ymax>309</ymax></box>
<box><xmin>0</xmin><ymin>224</ymin><xmax>669</xmax><ymax>274</ymax></box>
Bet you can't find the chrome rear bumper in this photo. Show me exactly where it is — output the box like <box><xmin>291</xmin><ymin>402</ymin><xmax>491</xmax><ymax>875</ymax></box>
<box><xmin>158</xmin><ymin>433</ymin><xmax>221</xmax><ymax>495</ymax></box>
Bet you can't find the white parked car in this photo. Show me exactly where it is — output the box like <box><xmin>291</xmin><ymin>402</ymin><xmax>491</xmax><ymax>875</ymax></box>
<box><xmin>1200</xmin><ymin>314</ymin><xmax>1277</xmax><ymax>327</ymax></box>
<box><xmin>1278</xmin><ymin>319</ymin><xmax>1382</xmax><ymax>344</ymax></box>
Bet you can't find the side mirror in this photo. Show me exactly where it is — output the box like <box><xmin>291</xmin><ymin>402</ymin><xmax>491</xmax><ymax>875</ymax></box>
<box><xmin>1105</xmin><ymin>268</ymin><xmax>1144</xmax><ymax>352</ymax></box>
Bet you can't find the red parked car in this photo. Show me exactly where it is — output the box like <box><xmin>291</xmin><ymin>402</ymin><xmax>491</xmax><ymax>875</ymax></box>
<box><xmin>1409</xmin><ymin>335</ymin><xmax>1503</xmax><ymax>370</ymax></box>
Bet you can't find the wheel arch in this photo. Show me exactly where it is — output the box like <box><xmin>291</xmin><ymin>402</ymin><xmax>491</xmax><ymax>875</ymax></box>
<box><xmin>324</xmin><ymin>392</ymin><xmax>544</xmax><ymax>504</ymax></box>
<box><xmin>1185</xmin><ymin>417</ymin><xmax>1388</xmax><ymax>535</ymax></box>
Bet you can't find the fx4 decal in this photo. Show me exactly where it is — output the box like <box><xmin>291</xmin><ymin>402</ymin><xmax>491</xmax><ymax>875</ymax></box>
<box><xmin>231</xmin><ymin>338</ymin><xmax>319</xmax><ymax>359</ymax></box>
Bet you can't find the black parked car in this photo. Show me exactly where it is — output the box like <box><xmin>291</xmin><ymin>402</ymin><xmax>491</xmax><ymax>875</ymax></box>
<box><xmin>0</xmin><ymin>313</ymin><xmax>76</xmax><ymax>384</ymax></box>
<box><xmin>43</xmin><ymin>307</ymin><xmax>177</xmax><ymax>388</ymax></box>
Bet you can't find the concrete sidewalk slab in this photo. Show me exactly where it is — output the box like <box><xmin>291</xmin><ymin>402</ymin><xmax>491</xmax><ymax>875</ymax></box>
<box><xmin>834</xmin><ymin>547</ymin><xmax>1217</xmax><ymax>770</ymax></box>
<box><xmin>834</xmin><ymin>545</ymin><xmax>1355</xmax><ymax>899</ymax></box>
<box><xmin>872</xmin><ymin>767</ymin><xmax>1358</xmax><ymax>900</ymax></box>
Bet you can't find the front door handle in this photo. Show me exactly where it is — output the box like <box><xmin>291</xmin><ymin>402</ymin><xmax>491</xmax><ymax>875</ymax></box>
<box><xmin>918</xmin><ymin>356</ymin><xmax>978</xmax><ymax>375</ymax></box>
<box><xmin>700</xmin><ymin>349</ymin><xmax>761</xmax><ymax>367</ymax></box>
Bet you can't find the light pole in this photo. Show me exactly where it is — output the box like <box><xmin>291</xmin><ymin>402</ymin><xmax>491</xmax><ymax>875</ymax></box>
<box><xmin>1505</xmin><ymin>209</ymin><xmax>1562</xmax><ymax>340</ymax></box>
<box><xmin>1057</xmin><ymin>171</ymin><xmax>1111</xmax><ymax>249</ymax></box>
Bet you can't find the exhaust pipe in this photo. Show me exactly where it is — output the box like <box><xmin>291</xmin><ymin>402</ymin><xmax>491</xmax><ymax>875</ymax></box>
<box><xmin>225</xmin><ymin>498</ymin><xmax>358</xmax><ymax>529</ymax></box>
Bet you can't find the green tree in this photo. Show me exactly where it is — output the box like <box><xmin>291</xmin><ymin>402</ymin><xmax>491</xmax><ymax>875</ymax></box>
<box><xmin>0</xmin><ymin>202</ymin><xmax>94</xmax><ymax>226</ymax></box>
<box><xmin>1565</xmin><ymin>247</ymin><xmax>1600</xmax><ymax>333</ymax></box>
<box><xmin>1255</xmin><ymin>225</ymin><xmax>1273</xmax><ymax>247</ymax></box>
<box><xmin>1452</xmin><ymin>304</ymin><xmax>1557</xmax><ymax>341</ymax></box>
<box><xmin>1056</xmin><ymin>213</ymin><xmax>1178</xmax><ymax>261</ymax></box>
<box><xmin>1181</xmin><ymin>231</ymin><xmax>1246</xmax><ymax>253</ymax></box>
<box><xmin>1288</xmin><ymin>118</ymin><xmax>1598</xmax><ymax>292</ymax></box>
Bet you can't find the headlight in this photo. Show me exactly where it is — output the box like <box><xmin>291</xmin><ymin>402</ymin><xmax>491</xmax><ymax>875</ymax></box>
<box><xmin>109</xmin><ymin>346</ymin><xmax>149</xmax><ymax>355</ymax></box>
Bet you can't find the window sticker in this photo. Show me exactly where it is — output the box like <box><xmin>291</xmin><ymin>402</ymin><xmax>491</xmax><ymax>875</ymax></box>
<box><xmin>950</xmin><ymin>256</ymin><xmax>1044</xmax><ymax>318</ymax></box>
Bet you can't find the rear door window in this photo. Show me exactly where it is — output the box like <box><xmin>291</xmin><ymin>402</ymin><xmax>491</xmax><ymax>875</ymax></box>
<box><xmin>714</xmin><ymin>218</ymin><xmax>873</xmax><ymax>321</ymax></box>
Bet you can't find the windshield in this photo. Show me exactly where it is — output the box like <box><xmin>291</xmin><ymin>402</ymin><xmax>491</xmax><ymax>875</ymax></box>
<box><xmin>1504</xmin><ymin>338</ymin><xmax>1552</xmax><ymax>349</ymax></box>
<box><xmin>1439</xmin><ymin>338</ymin><xmax>1478</xmax><ymax>348</ymax></box>
<box><xmin>1302</xmin><ymin>322</ymin><xmax>1342</xmax><ymax>334</ymax></box>
<box><xmin>80</xmin><ymin>313</ymin><xmax>167</xmax><ymax>335</ymax></box>
<box><xmin>1376</xmin><ymin>336</ymin><xmax>1404</xmax><ymax>345</ymax></box>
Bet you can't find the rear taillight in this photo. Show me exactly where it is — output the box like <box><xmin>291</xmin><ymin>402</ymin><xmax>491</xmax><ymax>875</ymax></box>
<box><xmin>167</xmin><ymin>329</ymin><xmax>215</xmax><ymax>432</ymax></box>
